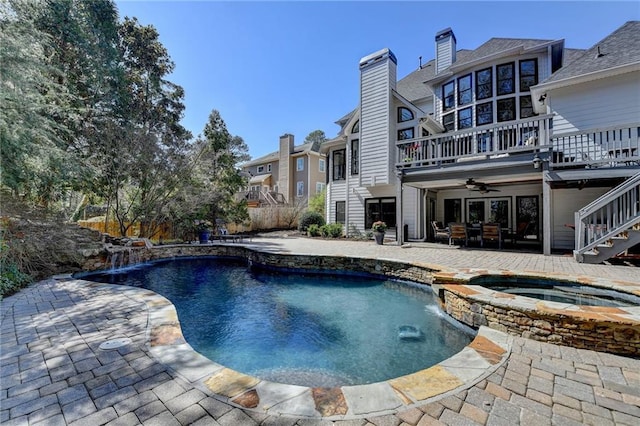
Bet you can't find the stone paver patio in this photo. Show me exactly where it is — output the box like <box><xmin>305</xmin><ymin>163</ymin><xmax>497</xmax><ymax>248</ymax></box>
<box><xmin>1</xmin><ymin>236</ymin><xmax>639</xmax><ymax>425</ymax></box>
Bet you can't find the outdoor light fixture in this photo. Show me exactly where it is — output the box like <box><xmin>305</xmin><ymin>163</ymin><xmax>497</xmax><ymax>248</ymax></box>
<box><xmin>532</xmin><ymin>154</ymin><xmax>542</xmax><ymax>169</ymax></box>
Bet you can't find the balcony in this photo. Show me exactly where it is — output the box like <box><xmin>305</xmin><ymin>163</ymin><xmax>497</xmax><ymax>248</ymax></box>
<box><xmin>396</xmin><ymin>115</ymin><xmax>553</xmax><ymax>169</ymax></box>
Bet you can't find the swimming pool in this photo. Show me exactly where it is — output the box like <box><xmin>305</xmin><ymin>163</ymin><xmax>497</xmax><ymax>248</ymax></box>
<box><xmin>82</xmin><ymin>256</ymin><xmax>474</xmax><ymax>386</ymax></box>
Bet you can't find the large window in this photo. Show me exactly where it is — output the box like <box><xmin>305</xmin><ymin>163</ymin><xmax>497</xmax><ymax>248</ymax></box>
<box><xmin>520</xmin><ymin>95</ymin><xmax>536</xmax><ymax>118</ymax></box>
<box><xmin>442</xmin><ymin>80</ymin><xmax>455</xmax><ymax>111</ymax></box>
<box><xmin>332</xmin><ymin>149</ymin><xmax>346</xmax><ymax>181</ymax></box>
<box><xmin>497</xmin><ymin>62</ymin><xmax>515</xmax><ymax>95</ymax></box>
<box><xmin>519</xmin><ymin>59</ymin><xmax>538</xmax><ymax>92</ymax></box>
<box><xmin>497</xmin><ymin>98</ymin><xmax>516</xmax><ymax>122</ymax></box>
<box><xmin>336</xmin><ymin>201</ymin><xmax>345</xmax><ymax>224</ymax></box>
<box><xmin>398</xmin><ymin>128</ymin><xmax>414</xmax><ymax>140</ymax></box>
<box><xmin>296</xmin><ymin>157</ymin><xmax>304</xmax><ymax>171</ymax></box>
<box><xmin>443</xmin><ymin>113</ymin><xmax>455</xmax><ymax>131</ymax></box>
<box><xmin>476</xmin><ymin>67</ymin><xmax>492</xmax><ymax>100</ymax></box>
<box><xmin>476</xmin><ymin>102</ymin><xmax>493</xmax><ymax>125</ymax></box>
<box><xmin>457</xmin><ymin>74</ymin><xmax>472</xmax><ymax>106</ymax></box>
<box><xmin>398</xmin><ymin>107</ymin><xmax>414</xmax><ymax>122</ymax></box>
<box><xmin>365</xmin><ymin>197</ymin><xmax>396</xmax><ymax>230</ymax></box>
<box><xmin>458</xmin><ymin>107</ymin><xmax>472</xmax><ymax>129</ymax></box>
<box><xmin>350</xmin><ymin>139</ymin><xmax>359</xmax><ymax>175</ymax></box>
<box><xmin>296</xmin><ymin>181</ymin><xmax>304</xmax><ymax>197</ymax></box>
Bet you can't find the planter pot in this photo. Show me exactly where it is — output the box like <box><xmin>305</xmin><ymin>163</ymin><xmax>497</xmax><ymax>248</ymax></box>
<box><xmin>374</xmin><ymin>231</ymin><xmax>385</xmax><ymax>245</ymax></box>
<box><xmin>198</xmin><ymin>230</ymin><xmax>211</xmax><ymax>244</ymax></box>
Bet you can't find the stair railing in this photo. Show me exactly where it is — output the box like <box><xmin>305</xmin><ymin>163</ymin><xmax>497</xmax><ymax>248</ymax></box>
<box><xmin>574</xmin><ymin>172</ymin><xmax>640</xmax><ymax>261</ymax></box>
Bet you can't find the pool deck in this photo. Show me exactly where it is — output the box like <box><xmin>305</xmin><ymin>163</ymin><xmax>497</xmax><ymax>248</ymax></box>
<box><xmin>2</xmin><ymin>236</ymin><xmax>640</xmax><ymax>425</ymax></box>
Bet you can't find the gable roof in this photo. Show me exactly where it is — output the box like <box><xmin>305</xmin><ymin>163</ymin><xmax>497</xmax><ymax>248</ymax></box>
<box><xmin>241</xmin><ymin>140</ymin><xmax>322</xmax><ymax>167</ymax></box>
<box><xmin>541</xmin><ymin>21</ymin><xmax>640</xmax><ymax>84</ymax></box>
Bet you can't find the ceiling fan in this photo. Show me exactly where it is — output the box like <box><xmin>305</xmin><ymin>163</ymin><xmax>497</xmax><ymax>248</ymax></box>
<box><xmin>465</xmin><ymin>178</ymin><xmax>500</xmax><ymax>193</ymax></box>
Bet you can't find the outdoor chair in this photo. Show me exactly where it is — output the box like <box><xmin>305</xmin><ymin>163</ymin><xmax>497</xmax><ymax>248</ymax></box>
<box><xmin>481</xmin><ymin>223</ymin><xmax>502</xmax><ymax>249</ymax></box>
<box><xmin>431</xmin><ymin>221</ymin><xmax>450</xmax><ymax>243</ymax></box>
<box><xmin>448</xmin><ymin>223</ymin><xmax>468</xmax><ymax>246</ymax></box>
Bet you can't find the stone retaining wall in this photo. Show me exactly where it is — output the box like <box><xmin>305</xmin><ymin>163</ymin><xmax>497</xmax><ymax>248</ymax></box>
<box><xmin>441</xmin><ymin>287</ymin><xmax>640</xmax><ymax>356</ymax></box>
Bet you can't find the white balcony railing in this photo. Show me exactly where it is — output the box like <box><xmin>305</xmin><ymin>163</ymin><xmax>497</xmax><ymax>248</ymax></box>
<box><xmin>396</xmin><ymin>115</ymin><xmax>553</xmax><ymax>168</ymax></box>
<box><xmin>550</xmin><ymin>124</ymin><xmax>640</xmax><ymax>169</ymax></box>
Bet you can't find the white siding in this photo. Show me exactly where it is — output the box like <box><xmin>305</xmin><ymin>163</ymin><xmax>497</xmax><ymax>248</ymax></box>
<box><xmin>550</xmin><ymin>72</ymin><xmax>640</xmax><ymax>134</ymax></box>
<box><xmin>551</xmin><ymin>187</ymin><xmax>610</xmax><ymax>250</ymax></box>
<box><xmin>402</xmin><ymin>186</ymin><xmax>420</xmax><ymax>239</ymax></box>
<box><xmin>326</xmin><ymin>180</ymin><xmax>347</xmax><ymax>224</ymax></box>
<box><xmin>360</xmin><ymin>59</ymin><xmax>393</xmax><ymax>186</ymax></box>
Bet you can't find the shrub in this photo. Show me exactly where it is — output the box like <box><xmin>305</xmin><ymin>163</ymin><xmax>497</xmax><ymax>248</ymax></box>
<box><xmin>321</xmin><ymin>223</ymin><xmax>343</xmax><ymax>238</ymax></box>
<box><xmin>307</xmin><ymin>224</ymin><xmax>322</xmax><ymax>237</ymax></box>
<box><xmin>298</xmin><ymin>211</ymin><xmax>325</xmax><ymax>232</ymax></box>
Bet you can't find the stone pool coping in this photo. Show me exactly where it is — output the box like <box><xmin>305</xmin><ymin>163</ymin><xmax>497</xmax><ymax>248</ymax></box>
<box><xmin>68</xmin><ymin>276</ymin><xmax>512</xmax><ymax>419</ymax></box>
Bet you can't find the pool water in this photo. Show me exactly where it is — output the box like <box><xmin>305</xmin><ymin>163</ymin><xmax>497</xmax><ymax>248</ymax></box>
<box><xmin>83</xmin><ymin>257</ymin><xmax>473</xmax><ymax>386</ymax></box>
<box><xmin>473</xmin><ymin>277</ymin><xmax>640</xmax><ymax>307</ymax></box>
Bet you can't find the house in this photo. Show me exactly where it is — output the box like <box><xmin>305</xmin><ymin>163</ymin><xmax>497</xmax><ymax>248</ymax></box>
<box><xmin>323</xmin><ymin>22</ymin><xmax>639</xmax><ymax>262</ymax></box>
<box><xmin>240</xmin><ymin>134</ymin><xmax>327</xmax><ymax>207</ymax></box>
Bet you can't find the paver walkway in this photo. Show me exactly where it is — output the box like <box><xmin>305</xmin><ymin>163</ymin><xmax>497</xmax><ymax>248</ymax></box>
<box><xmin>1</xmin><ymin>236</ymin><xmax>639</xmax><ymax>425</ymax></box>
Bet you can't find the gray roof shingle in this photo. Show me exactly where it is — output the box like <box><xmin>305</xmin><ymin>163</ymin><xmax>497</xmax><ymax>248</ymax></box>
<box><xmin>542</xmin><ymin>21</ymin><xmax>640</xmax><ymax>83</ymax></box>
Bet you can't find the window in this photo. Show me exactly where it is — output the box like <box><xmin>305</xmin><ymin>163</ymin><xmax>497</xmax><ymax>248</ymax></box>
<box><xmin>516</xmin><ymin>196</ymin><xmax>539</xmax><ymax>240</ymax></box>
<box><xmin>350</xmin><ymin>139</ymin><xmax>359</xmax><ymax>175</ymax></box>
<box><xmin>336</xmin><ymin>201</ymin><xmax>345</xmax><ymax>224</ymax></box>
<box><xmin>476</xmin><ymin>102</ymin><xmax>493</xmax><ymax>125</ymax></box>
<box><xmin>520</xmin><ymin>95</ymin><xmax>536</xmax><ymax>118</ymax></box>
<box><xmin>444</xmin><ymin>199</ymin><xmax>462</xmax><ymax>226</ymax></box>
<box><xmin>457</xmin><ymin>74</ymin><xmax>472</xmax><ymax>106</ymax></box>
<box><xmin>397</xmin><ymin>128</ymin><xmax>414</xmax><ymax>140</ymax></box>
<box><xmin>442</xmin><ymin>80</ymin><xmax>455</xmax><ymax>111</ymax></box>
<box><xmin>332</xmin><ymin>149</ymin><xmax>346</xmax><ymax>181</ymax></box>
<box><xmin>467</xmin><ymin>198</ymin><xmax>510</xmax><ymax>229</ymax></box>
<box><xmin>267</xmin><ymin>164</ymin><xmax>272</xmax><ymax>172</ymax></box>
<box><xmin>442</xmin><ymin>113</ymin><xmax>455</xmax><ymax>131</ymax></box>
<box><xmin>296</xmin><ymin>181</ymin><xmax>304</xmax><ymax>197</ymax></box>
<box><xmin>351</xmin><ymin>120</ymin><xmax>359</xmax><ymax>134</ymax></box>
<box><xmin>398</xmin><ymin>107</ymin><xmax>414</xmax><ymax>122</ymax></box>
<box><xmin>458</xmin><ymin>107</ymin><xmax>472</xmax><ymax>129</ymax></box>
<box><xmin>497</xmin><ymin>98</ymin><xmax>516</xmax><ymax>122</ymax></box>
<box><xmin>365</xmin><ymin>197</ymin><xmax>396</xmax><ymax>230</ymax></box>
<box><xmin>497</xmin><ymin>62</ymin><xmax>515</xmax><ymax>95</ymax></box>
<box><xmin>296</xmin><ymin>157</ymin><xmax>304</xmax><ymax>171</ymax></box>
<box><xmin>519</xmin><ymin>59</ymin><xmax>538</xmax><ymax>92</ymax></box>
<box><xmin>257</xmin><ymin>165</ymin><xmax>264</xmax><ymax>173</ymax></box>
<box><xmin>319</xmin><ymin>158</ymin><xmax>325</xmax><ymax>173</ymax></box>
<box><xmin>467</xmin><ymin>200</ymin><xmax>485</xmax><ymax>224</ymax></box>
<box><xmin>476</xmin><ymin>67</ymin><xmax>492</xmax><ymax>100</ymax></box>
<box><xmin>316</xmin><ymin>182</ymin><xmax>325</xmax><ymax>194</ymax></box>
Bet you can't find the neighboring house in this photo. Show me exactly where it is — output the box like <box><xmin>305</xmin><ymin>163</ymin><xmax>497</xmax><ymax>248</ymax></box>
<box><xmin>240</xmin><ymin>134</ymin><xmax>327</xmax><ymax>207</ymax></box>
<box><xmin>323</xmin><ymin>22</ymin><xmax>639</xmax><ymax>262</ymax></box>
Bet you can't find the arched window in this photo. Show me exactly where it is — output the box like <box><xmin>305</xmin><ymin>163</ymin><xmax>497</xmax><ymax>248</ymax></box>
<box><xmin>351</xmin><ymin>120</ymin><xmax>360</xmax><ymax>134</ymax></box>
<box><xmin>398</xmin><ymin>107</ymin><xmax>414</xmax><ymax>122</ymax></box>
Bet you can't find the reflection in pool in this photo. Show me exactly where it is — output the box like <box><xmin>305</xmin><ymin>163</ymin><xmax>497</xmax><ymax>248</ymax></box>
<box><xmin>80</xmin><ymin>257</ymin><xmax>474</xmax><ymax>386</ymax></box>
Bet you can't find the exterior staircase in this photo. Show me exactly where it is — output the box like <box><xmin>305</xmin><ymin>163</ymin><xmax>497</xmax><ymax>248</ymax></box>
<box><xmin>574</xmin><ymin>172</ymin><xmax>640</xmax><ymax>263</ymax></box>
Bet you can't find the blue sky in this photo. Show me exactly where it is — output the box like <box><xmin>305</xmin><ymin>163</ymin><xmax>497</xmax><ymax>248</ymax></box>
<box><xmin>115</xmin><ymin>1</ymin><xmax>639</xmax><ymax>159</ymax></box>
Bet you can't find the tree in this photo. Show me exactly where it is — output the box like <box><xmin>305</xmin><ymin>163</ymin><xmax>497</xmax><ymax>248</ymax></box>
<box><xmin>187</xmin><ymin>110</ymin><xmax>250</xmax><ymax>233</ymax></box>
<box><xmin>304</xmin><ymin>129</ymin><xmax>327</xmax><ymax>148</ymax></box>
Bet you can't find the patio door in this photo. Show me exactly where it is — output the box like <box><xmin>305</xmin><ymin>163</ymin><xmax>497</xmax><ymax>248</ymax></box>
<box><xmin>466</xmin><ymin>198</ymin><xmax>510</xmax><ymax>229</ymax></box>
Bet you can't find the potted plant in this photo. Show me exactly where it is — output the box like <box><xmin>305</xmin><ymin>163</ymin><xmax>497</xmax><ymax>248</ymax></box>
<box><xmin>371</xmin><ymin>221</ymin><xmax>387</xmax><ymax>245</ymax></box>
<box><xmin>195</xmin><ymin>220</ymin><xmax>212</xmax><ymax>244</ymax></box>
